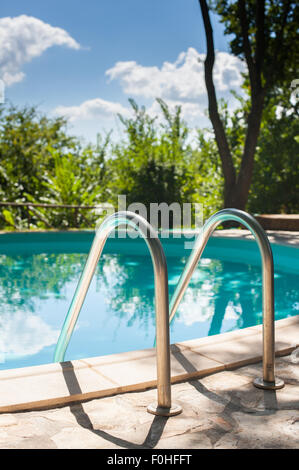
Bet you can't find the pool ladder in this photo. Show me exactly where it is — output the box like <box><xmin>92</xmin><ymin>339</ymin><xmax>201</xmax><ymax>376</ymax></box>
<box><xmin>54</xmin><ymin>211</ymin><xmax>182</xmax><ymax>416</ymax></box>
<box><xmin>54</xmin><ymin>209</ymin><xmax>284</xmax><ymax>418</ymax></box>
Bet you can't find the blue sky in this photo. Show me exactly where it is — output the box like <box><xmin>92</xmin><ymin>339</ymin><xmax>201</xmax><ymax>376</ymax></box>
<box><xmin>0</xmin><ymin>0</ymin><xmax>246</xmax><ymax>144</ymax></box>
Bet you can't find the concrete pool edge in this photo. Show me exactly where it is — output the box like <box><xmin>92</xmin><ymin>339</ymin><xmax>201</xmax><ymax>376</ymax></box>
<box><xmin>0</xmin><ymin>314</ymin><xmax>298</xmax><ymax>414</ymax></box>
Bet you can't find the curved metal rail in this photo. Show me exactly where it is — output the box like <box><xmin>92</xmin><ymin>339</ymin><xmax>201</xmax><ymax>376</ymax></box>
<box><xmin>54</xmin><ymin>211</ymin><xmax>182</xmax><ymax>416</ymax></box>
<box><xmin>169</xmin><ymin>208</ymin><xmax>284</xmax><ymax>390</ymax></box>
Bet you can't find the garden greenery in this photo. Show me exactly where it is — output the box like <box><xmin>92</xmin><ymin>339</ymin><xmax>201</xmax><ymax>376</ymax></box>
<box><xmin>0</xmin><ymin>92</ymin><xmax>298</xmax><ymax>231</ymax></box>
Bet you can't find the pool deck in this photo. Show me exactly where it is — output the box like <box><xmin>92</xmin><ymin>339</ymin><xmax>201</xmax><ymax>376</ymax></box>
<box><xmin>0</xmin><ymin>313</ymin><xmax>298</xmax><ymax>449</ymax></box>
<box><xmin>211</xmin><ymin>228</ymin><xmax>299</xmax><ymax>247</ymax></box>
<box><xmin>0</xmin><ymin>229</ymin><xmax>298</xmax><ymax>449</ymax></box>
<box><xmin>0</xmin><ymin>346</ymin><xmax>298</xmax><ymax>449</ymax></box>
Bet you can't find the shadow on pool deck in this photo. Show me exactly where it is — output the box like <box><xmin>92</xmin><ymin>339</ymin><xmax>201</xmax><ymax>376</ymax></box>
<box><xmin>0</xmin><ymin>351</ymin><xmax>298</xmax><ymax>449</ymax></box>
<box><xmin>61</xmin><ymin>361</ymin><xmax>169</xmax><ymax>449</ymax></box>
<box><xmin>59</xmin><ymin>344</ymin><xmax>297</xmax><ymax>449</ymax></box>
<box><xmin>172</xmin><ymin>343</ymin><xmax>281</xmax><ymax>414</ymax></box>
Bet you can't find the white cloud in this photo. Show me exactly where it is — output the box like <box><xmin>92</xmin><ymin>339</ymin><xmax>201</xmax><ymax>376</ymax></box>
<box><xmin>54</xmin><ymin>97</ymin><xmax>131</xmax><ymax>122</ymax></box>
<box><xmin>0</xmin><ymin>15</ymin><xmax>81</xmax><ymax>86</ymax></box>
<box><xmin>176</xmin><ymin>286</ymin><xmax>215</xmax><ymax>326</ymax></box>
<box><xmin>105</xmin><ymin>48</ymin><xmax>246</xmax><ymax>126</ymax></box>
<box><xmin>54</xmin><ymin>47</ymin><xmax>246</xmax><ymax>131</ymax></box>
<box><xmin>0</xmin><ymin>310</ymin><xmax>60</xmax><ymax>361</ymax></box>
<box><xmin>106</xmin><ymin>47</ymin><xmax>246</xmax><ymax>103</ymax></box>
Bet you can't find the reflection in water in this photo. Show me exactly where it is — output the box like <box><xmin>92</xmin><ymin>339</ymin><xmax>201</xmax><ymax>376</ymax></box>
<box><xmin>0</xmin><ymin>253</ymin><xmax>86</xmax><ymax>312</ymax></box>
<box><xmin>0</xmin><ymin>253</ymin><xmax>86</xmax><ymax>367</ymax></box>
<box><xmin>0</xmin><ymin>248</ymin><xmax>298</xmax><ymax>370</ymax></box>
<box><xmin>0</xmin><ymin>309</ymin><xmax>59</xmax><ymax>362</ymax></box>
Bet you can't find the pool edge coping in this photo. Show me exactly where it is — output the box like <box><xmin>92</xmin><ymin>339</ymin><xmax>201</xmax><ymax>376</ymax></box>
<box><xmin>0</xmin><ymin>314</ymin><xmax>298</xmax><ymax>414</ymax></box>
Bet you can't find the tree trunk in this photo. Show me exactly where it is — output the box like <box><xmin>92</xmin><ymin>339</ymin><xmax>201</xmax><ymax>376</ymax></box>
<box><xmin>199</xmin><ymin>0</ymin><xmax>266</xmax><ymax>212</ymax></box>
<box><xmin>224</xmin><ymin>91</ymin><xmax>265</xmax><ymax>210</ymax></box>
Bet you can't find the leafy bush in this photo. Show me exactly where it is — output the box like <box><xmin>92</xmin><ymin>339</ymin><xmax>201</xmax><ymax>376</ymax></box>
<box><xmin>0</xmin><ymin>93</ymin><xmax>297</xmax><ymax>232</ymax></box>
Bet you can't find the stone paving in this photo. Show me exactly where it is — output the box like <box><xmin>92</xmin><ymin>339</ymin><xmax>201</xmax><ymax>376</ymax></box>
<box><xmin>212</xmin><ymin>229</ymin><xmax>299</xmax><ymax>246</ymax></box>
<box><xmin>0</xmin><ymin>352</ymin><xmax>298</xmax><ymax>449</ymax></box>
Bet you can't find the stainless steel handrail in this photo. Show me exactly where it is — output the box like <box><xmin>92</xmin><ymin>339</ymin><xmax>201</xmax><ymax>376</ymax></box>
<box><xmin>169</xmin><ymin>208</ymin><xmax>284</xmax><ymax>390</ymax></box>
<box><xmin>54</xmin><ymin>211</ymin><xmax>182</xmax><ymax>416</ymax></box>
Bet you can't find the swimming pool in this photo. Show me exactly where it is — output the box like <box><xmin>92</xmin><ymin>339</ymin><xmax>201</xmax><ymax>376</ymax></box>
<box><xmin>0</xmin><ymin>230</ymin><xmax>298</xmax><ymax>371</ymax></box>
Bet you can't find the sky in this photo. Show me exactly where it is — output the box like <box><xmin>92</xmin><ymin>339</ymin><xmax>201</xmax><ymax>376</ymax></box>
<box><xmin>0</xmin><ymin>0</ymin><xmax>246</xmax><ymax>145</ymax></box>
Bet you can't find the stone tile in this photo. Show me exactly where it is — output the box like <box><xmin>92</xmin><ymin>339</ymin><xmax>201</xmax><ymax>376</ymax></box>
<box><xmin>51</xmin><ymin>427</ymin><xmax>123</xmax><ymax>449</ymax></box>
<box><xmin>80</xmin><ymin>397</ymin><xmax>150</xmax><ymax>432</ymax></box>
<box><xmin>0</xmin><ymin>365</ymin><xmax>117</xmax><ymax>412</ymax></box>
<box><xmin>0</xmin><ymin>430</ymin><xmax>9</xmax><ymax>441</ymax></box>
<box><xmin>275</xmin><ymin>315</ymin><xmax>299</xmax><ymax>329</ymax></box>
<box><xmin>2</xmin><ymin>435</ymin><xmax>57</xmax><ymax>449</ymax></box>
<box><xmin>93</xmin><ymin>355</ymin><xmax>156</xmax><ymax>389</ymax></box>
<box><xmin>59</xmin><ymin>364</ymin><xmax>118</xmax><ymax>394</ymax></box>
<box><xmin>158</xmin><ymin>413</ymin><xmax>207</xmax><ymax>440</ymax></box>
<box><xmin>9</xmin><ymin>421</ymin><xmax>45</xmax><ymax>439</ymax></box>
<box><xmin>155</xmin><ymin>428</ymin><xmax>212</xmax><ymax>449</ymax></box>
<box><xmin>275</xmin><ymin>385</ymin><xmax>299</xmax><ymax>409</ymax></box>
<box><xmin>209</xmin><ymin>415</ymin><xmax>234</xmax><ymax>432</ymax></box>
<box><xmin>248</xmin><ymin>316</ymin><xmax>299</xmax><ymax>345</ymax></box>
<box><xmin>0</xmin><ymin>414</ymin><xmax>18</xmax><ymax>427</ymax></box>
<box><xmin>275</xmin><ymin>327</ymin><xmax>299</xmax><ymax>351</ymax></box>
<box><xmin>199</xmin><ymin>370</ymin><xmax>252</xmax><ymax>392</ymax></box>
<box><xmin>272</xmin><ymin>364</ymin><xmax>299</xmax><ymax>385</ymax></box>
<box><xmin>177</xmin><ymin>325</ymin><xmax>258</xmax><ymax>350</ymax></box>
<box><xmin>31</xmin><ymin>407</ymin><xmax>81</xmax><ymax>426</ymax></box>
<box><xmin>80</xmin><ymin>347</ymin><xmax>157</xmax><ymax>368</ymax></box>
<box><xmin>211</xmin><ymin>229</ymin><xmax>299</xmax><ymax>247</ymax></box>
<box><xmin>214</xmin><ymin>433</ymin><xmax>239</xmax><ymax>449</ymax></box>
<box><xmin>187</xmin><ymin>333</ymin><xmax>292</xmax><ymax>370</ymax></box>
<box><xmin>229</xmin><ymin>361</ymin><xmax>264</xmax><ymax>378</ymax></box>
<box><xmin>231</xmin><ymin>409</ymin><xmax>299</xmax><ymax>449</ymax></box>
<box><xmin>0</xmin><ymin>331</ymin><xmax>299</xmax><ymax>450</ymax></box>
<box><xmin>186</xmin><ymin>335</ymin><xmax>263</xmax><ymax>367</ymax></box>
<box><xmin>170</xmin><ymin>346</ymin><xmax>224</xmax><ymax>379</ymax></box>
<box><xmin>92</xmin><ymin>347</ymin><xmax>223</xmax><ymax>390</ymax></box>
<box><xmin>16</xmin><ymin>415</ymin><xmax>65</xmax><ymax>438</ymax></box>
<box><xmin>0</xmin><ymin>354</ymin><xmax>298</xmax><ymax>449</ymax></box>
<box><xmin>173</xmin><ymin>384</ymin><xmax>227</xmax><ymax>415</ymax></box>
<box><xmin>0</xmin><ymin>360</ymin><xmax>89</xmax><ymax>382</ymax></box>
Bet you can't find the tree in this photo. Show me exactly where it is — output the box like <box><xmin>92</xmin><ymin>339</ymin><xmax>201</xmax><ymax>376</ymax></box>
<box><xmin>206</xmin><ymin>85</ymin><xmax>299</xmax><ymax>214</ymax></box>
<box><xmin>108</xmin><ymin>99</ymin><xmax>197</xmax><ymax>224</ymax></box>
<box><xmin>0</xmin><ymin>104</ymin><xmax>110</xmax><ymax>229</ymax></box>
<box><xmin>248</xmin><ymin>85</ymin><xmax>299</xmax><ymax>214</ymax></box>
<box><xmin>198</xmin><ymin>0</ymin><xmax>298</xmax><ymax>210</ymax></box>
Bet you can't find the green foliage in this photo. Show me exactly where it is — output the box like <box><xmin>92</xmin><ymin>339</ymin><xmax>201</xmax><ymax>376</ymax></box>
<box><xmin>0</xmin><ymin>104</ymin><xmax>75</xmax><ymax>199</ymax></box>
<box><xmin>0</xmin><ymin>85</ymin><xmax>297</xmax><ymax>232</ymax></box>
<box><xmin>211</xmin><ymin>86</ymin><xmax>299</xmax><ymax>214</ymax></box>
<box><xmin>204</xmin><ymin>1</ymin><xmax>299</xmax><ymax>210</ymax></box>
<box><xmin>194</xmin><ymin>128</ymin><xmax>224</xmax><ymax>218</ymax></box>
<box><xmin>108</xmin><ymin>98</ymin><xmax>222</xmax><ymax>225</ymax></box>
<box><xmin>0</xmin><ymin>104</ymin><xmax>110</xmax><ymax>229</ymax></box>
<box><xmin>211</xmin><ymin>1</ymin><xmax>298</xmax><ymax>92</ymax></box>
<box><xmin>248</xmin><ymin>91</ymin><xmax>299</xmax><ymax>214</ymax></box>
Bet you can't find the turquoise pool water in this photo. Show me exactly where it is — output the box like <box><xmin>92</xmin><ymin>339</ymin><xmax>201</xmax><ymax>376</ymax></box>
<box><xmin>0</xmin><ymin>231</ymin><xmax>298</xmax><ymax>371</ymax></box>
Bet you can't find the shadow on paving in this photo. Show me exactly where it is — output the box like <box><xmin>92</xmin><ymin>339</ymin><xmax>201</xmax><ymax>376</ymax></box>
<box><xmin>61</xmin><ymin>361</ymin><xmax>168</xmax><ymax>449</ymax></box>
<box><xmin>171</xmin><ymin>344</ymin><xmax>280</xmax><ymax>415</ymax></box>
<box><xmin>60</xmin><ymin>350</ymin><xmax>298</xmax><ymax>449</ymax></box>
